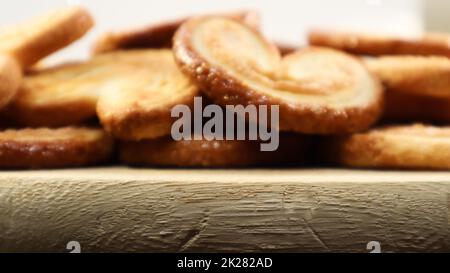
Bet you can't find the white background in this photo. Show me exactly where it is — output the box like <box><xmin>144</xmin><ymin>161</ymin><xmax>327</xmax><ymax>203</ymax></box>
<box><xmin>1</xmin><ymin>0</ymin><xmax>443</xmax><ymax>62</ymax></box>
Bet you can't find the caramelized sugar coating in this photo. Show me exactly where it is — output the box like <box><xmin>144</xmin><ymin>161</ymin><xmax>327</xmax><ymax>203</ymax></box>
<box><xmin>365</xmin><ymin>56</ymin><xmax>450</xmax><ymax>99</ymax></box>
<box><xmin>174</xmin><ymin>17</ymin><xmax>383</xmax><ymax>134</ymax></box>
<box><xmin>323</xmin><ymin>124</ymin><xmax>450</xmax><ymax>170</ymax></box>
<box><xmin>120</xmin><ymin>133</ymin><xmax>310</xmax><ymax>167</ymax></box>
<box><xmin>308</xmin><ymin>30</ymin><xmax>450</xmax><ymax>57</ymax></box>
<box><xmin>0</xmin><ymin>55</ymin><xmax>21</xmax><ymax>109</ymax></box>
<box><xmin>92</xmin><ymin>10</ymin><xmax>260</xmax><ymax>54</ymax></box>
<box><xmin>96</xmin><ymin>49</ymin><xmax>199</xmax><ymax>140</ymax></box>
<box><xmin>0</xmin><ymin>127</ymin><xmax>113</xmax><ymax>169</ymax></box>
<box><xmin>0</xmin><ymin>6</ymin><xmax>94</xmax><ymax>68</ymax></box>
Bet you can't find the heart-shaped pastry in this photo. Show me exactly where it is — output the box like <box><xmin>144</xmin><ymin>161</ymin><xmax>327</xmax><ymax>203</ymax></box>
<box><xmin>173</xmin><ymin>17</ymin><xmax>383</xmax><ymax>134</ymax></box>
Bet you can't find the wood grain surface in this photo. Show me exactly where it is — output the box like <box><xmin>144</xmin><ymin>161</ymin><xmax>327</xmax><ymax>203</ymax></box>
<box><xmin>0</xmin><ymin>167</ymin><xmax>449</xmax><ymax>253</ymax></box>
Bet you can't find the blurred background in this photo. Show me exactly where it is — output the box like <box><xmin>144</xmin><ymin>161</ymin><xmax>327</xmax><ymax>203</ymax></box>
<box><xmin>0</xmin><ymin>0</ymin><xmax>448</xmax><ymax>62</ymax></box>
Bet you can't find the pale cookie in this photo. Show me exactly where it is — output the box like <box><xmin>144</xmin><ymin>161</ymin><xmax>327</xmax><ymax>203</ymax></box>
<box><xmin>308</xmin><ymin>30</ymin><xmax>450</xmax><ymax>57</ymax></box>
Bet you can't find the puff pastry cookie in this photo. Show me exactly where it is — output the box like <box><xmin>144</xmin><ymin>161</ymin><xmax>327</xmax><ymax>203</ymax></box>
<box><xmin>97</xmin><ymin>49</ymin><xmax>199</xmax><ymax>140</ymax></box>
<box><xmin>323</xmin><ymin>124</ymin><xmax>450</xmax><ymax>170</ymax></box>
<box><xmin>120</xmin><ymin>133</ymin><xmax>310</xmax><ymax>167</ymax></box>
<box><xmin>365</xmin><ymin>56</ymin><xmax>450</xmax><ymax>99</ymax></box>
<box><xmin>174</xmin><ymin>17</ymin><xmax>383</xmax><ymax>134</ymax></box>
<box><xmin>0</xmin><ymin>127</ymin><xmax>113</xmax><ymax>169</ymax></box>
<box><xmin>0</xmin><ymin>54</ymin><xmax>21</xmax><ymax>109</ymax></box>
<box><xmin>92</xmin><ymin>10</ymin><xmax>259</xmax><ymax>54</ymax></box>
<box><xmin>0</xmin><ymin>6</ymin><xmax>94</xmax><ymax>68</ymax></box>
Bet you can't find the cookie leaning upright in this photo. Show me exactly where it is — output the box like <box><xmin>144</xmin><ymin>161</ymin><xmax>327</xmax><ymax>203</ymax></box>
<box><xmin>96</xmin><ymin>49</ymin><xmax>199</xmax><ymax>140</ymax></box>
<box><xmin>173</xmin><ymin>16</ymin><xmax>383</xmax><ymax>134</ymax></box>
<box><xmin>0</xmin><ymin>6</ymin><xmax>94</xmax><ymax>68</ymax></box>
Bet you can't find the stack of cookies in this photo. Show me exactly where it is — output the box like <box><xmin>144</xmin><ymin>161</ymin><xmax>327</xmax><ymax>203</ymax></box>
<box><xmin>0</xmin><ymin>6</ymin><xmax>449</xmax><ymax>170</ymax></box>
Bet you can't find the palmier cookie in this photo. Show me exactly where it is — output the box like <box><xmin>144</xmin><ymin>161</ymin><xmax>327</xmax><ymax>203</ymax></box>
<box><xmin>91</xmin><ymin>10</ymin><xmax>259</xmax><ymax>55</ymax></box>
<box><xmin>173</xmin><ymin>17</ymin><xmax>383</xmax><ymax>134</ymax></box>
<box><xmin>96</xmin><ymin>49</ymin><xmax>199</xmax><ymax>140</ymax></box>
<box><xmin>0</xmin><ymin>127</ymin><xmax>113</xmax><ymax>169</ymax></box>
<box><xmin>0</xmin><ymin>6</ymin><xmax>94</xmax><ymax>68</ymax></box>
<box><xmin>0</xmin><ymin>54</ymin><xmax>21</xmax><ymax>109</ymax></box>
<box><xmin>120</xmin><ymin>133</ymin><xmax>310</xmax><ymax>167</ymax></box>
<box><xmin>365</xmin><ymin>56</ymin><xmax>450</xmax><ymax>99</ymax></box>
<box><xmin>323</xmin><ymin>124</ymin><xmax>450</xmax><ymax>170</ymax></box>
<box><xmin>383</xmin><ymin>90</ymin><xmax>450</xmax><ymax>123</ymax></box>
<box><xmin>308</xmin><ymin>30</ymin><xmax>450</xmax><ymax>57</ymax></box>
<box><xmin>7</xmin><ymin>49</ymin><xmax>190</xmax><ymax>127</ymax></box>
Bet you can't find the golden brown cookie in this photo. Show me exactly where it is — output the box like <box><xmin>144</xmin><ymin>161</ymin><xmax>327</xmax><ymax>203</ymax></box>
<box><xmin>0</xmin><ymin>6</ymin><xmax>94</xmax><ymax>68</ymax></box>
<box><xmin>7</xmin><ymin>50</ymin><xmax>185</xmax><ymax>127</ymax></box>
<box><xmin>383</xmin><ymin>90</ymin><xmax>450</xmax><ymax>123</ymax></box>
<box><xmin>322</xmin><ymin>124</ymin><xmax>450</xmax><ymax>170</ymax></box>
<box><xmin>365</xmin><ymin>56</ymin><xmax>450</xmax><ymax>99</ymax></box>
<box><xmin>120</xmin><ymin>133</ymin><xmax>310</xmax><ymax>167</ymax></box>
<box><xmin>173</xmin><ymin>17</ymin><xmax>383</xmax><ymax>135</ymax></box>
<box><xmin>308</xmin><ymin>30</ymin><xmax>450</xmax><ymax>57</ymax></box>
<box><xmin>276</xmin><ymin>42</ymin><xmax>298</xmax><ymax>56</ymax></box>
<box><xmin>96</xmin><ymin>49</ymin><xmax>199</xmax><ymax>140</ymax></box>
<box><xmin>0</xmin><ymin>127</ymin><xmax>113</xmax><ymax>169</ymax></box>
<box><xmin>0</xmin><ymin>54</ymin><xmax>22</xmax><ymax>109</ymax></box>
<box><xmin>91</xmin><ymin>10</ymin><xmax>259</xmax><ymax>55</ymax></box>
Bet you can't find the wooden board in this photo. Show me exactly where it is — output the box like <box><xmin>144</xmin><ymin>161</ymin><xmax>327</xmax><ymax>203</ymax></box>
<box><xmin>0</xmin><ymin>167</ymin><xmax>449</xmax><ymax>253</ymax></box>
